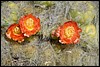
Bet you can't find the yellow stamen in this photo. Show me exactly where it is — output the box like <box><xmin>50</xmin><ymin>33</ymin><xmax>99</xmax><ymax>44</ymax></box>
<box><xmin>24</xmin><ymin>18</ymin><xmax>34</xmax><ymax>30</ymax></box>
<box><xmin>14</xmin><ymin>26</ymin><xmax>21</xmax><ymax>34</ymax></box>
<box><xmin>65</xmin><ymin>26</ymin><xmax>75</xmax><ymax>38</ymax></box>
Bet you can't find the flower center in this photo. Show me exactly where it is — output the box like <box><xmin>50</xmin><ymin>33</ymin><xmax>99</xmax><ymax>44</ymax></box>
<box><xmin>65</xmin><ymin>26</ymin><xmax>75</xmax><ymax>38</ymax></box>
<box><xmin>14</xmin><ymin>26</ymin><xmax>21</xmax><ymax>34</ymax></box>
<box><xmin>24</xmin><ymin>18</ymin><xmax>34</xmax><ymax>30</ymax></box>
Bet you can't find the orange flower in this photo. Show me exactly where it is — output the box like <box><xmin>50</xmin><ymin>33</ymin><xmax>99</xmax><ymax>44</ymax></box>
<box><xmin>6</xmin><ymin>23</ymin><xmax>24</xmax><ymax>43</ymax></box>
<box><xmin>19</xmin><ymin>14</ymin><xmax>41</xmax><ymax>37</ymax></box>
<box><xmin>52</xmin><ymin>21</ymin><xmax>82</xmax><ymax>44</ymax></box>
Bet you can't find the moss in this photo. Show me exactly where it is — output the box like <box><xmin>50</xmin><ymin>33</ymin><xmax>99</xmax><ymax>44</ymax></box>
<box><xmin>34</xmin><ymin>1</ymin><xmax>55</xmax><ymax>8</ymax></box>
<box><xmin>41</xmin><ymin>1</ymin><xmax>54</xmax><ymax>8</ymax></box>
<box><xmin>58</xmin><ymin>47</ymin><xmax>84</xmax><ymax>66</ymax></box>
<box><xmin>84</xmin><ymin>24</ymin><xmax>96</xmax><ymax>38</ymax></box>
<box><xmin>23</xmin><ymin>45</ymin><xmax>36</xmax><ymax>59</ymax></box>
<box><xmin>82</xmin><ymin>55</ymin><xmax>91</xmax><ymax>66</ymax></box>
<box><xmin>1</xmin><ymin>57</ymin><xmax>12</xmax><ymax>66</ymax></box>
<box><xmin>1</xmin><ymin>53</ymin><xmax>12</xmax><ymax>66</ymax></box>
<box><xmin>69</xmin><ymin>1</ymin><xmax>95</xmax><ymax>24</ymax></box>
<box><xmin>10</xmin><ymin>13</ymin><xmax>18</xmax><ymax>21</ymax></box>
<box><xmin>8</xmin><ymin>1</ymin><xmax>18</xmax><ymax>9</ymax></box>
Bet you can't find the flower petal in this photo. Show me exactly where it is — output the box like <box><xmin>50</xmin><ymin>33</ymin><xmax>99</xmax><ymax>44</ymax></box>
<box><xmin>19</xmin><ymin>14</ymin><xmax>41</xmax><ymax>37</ymax></box>
<box><xmin>52</xmin><ymin>21</ymin><xmax>82</xmax><ymax>45</ymax></box>
<box><xmin>6</xmin><ymin>23</ymin><xmax>24</xmax><ymax>42</ymax></box>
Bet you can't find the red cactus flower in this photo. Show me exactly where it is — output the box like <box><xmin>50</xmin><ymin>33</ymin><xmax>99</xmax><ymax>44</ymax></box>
<box><xmin>6</xmin><ymin>23</ymin><xmax>24</xmax><ymax>43</ymax></box>
<box><xmin>19</xmin><ymin>14</ymin><xmax>41</xmax><ymax>37</ymax></box>
<box><xmin>52</xmin><ymin>21</ymin><xmax>82</xmax><ymax>44</ymax></box>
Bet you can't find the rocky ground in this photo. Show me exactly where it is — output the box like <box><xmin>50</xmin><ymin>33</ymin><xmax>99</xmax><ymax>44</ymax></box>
<box><xmin>1</xmin><ymin>1</ymin><xmax>99</xmax><ymax>66</ymax></box>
